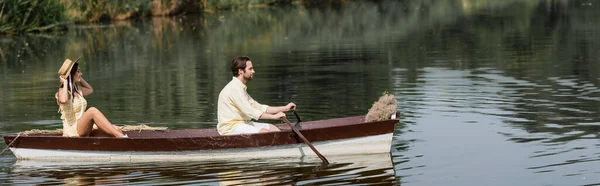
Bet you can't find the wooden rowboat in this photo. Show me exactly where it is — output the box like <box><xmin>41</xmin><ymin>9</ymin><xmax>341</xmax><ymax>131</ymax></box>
<box><xmin>3</xmin><ymin>113</ymin><xmax>399</xmax><ymax>161</ymax></box>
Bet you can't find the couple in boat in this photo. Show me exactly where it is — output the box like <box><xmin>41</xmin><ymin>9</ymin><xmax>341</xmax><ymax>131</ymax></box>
<box><xmin>57</xmin><ymin>56</ymin><xmax>294</xmax><ymax>138</ymax></box>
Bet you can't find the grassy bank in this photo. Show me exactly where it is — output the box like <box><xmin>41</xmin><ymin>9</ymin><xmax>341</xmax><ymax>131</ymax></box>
<box><xmin>0</xmin><ymin>0</ymin><xmax>67</xmax><ymax>34</ymax></box>
<box><xmin>0</xmin><ymin>0</ymin><xmax>346</xmax><ymax>34</ymax></box>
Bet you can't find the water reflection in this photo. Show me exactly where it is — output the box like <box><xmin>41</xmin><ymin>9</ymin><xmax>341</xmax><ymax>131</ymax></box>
<box><xmin>1</xmin><ymin>0</ymin><xmax>600</xmax><ymax>185</ymax></box>
<box><xmin>6</xmin><ymin>154</ymin><xmax>396</xmax><ymax>185</ymax></box>
<box><xmin>393</xmin><ymin>67</ymin><xmax>599</xmax><ymax>185</ymax></box>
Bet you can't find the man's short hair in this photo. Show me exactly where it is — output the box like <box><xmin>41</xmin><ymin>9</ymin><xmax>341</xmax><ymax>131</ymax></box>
<box><xmin>231</xmin><ymin>56</ymin><xmax>251</xmax><ymax>77</ymax></box>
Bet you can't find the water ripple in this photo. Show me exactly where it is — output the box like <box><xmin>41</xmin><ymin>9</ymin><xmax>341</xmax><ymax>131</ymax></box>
<box><xmin>3</xmin><ymin>154</ymin><xmax>396</xmax><ymax>185</ymax></box>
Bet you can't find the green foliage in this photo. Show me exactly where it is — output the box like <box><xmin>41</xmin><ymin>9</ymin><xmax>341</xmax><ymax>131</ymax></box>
<box><xmin>67</xmin><ymin>0</ymin><xmax>150</xmax><ymax>22</ymax></box>
<box><xmin>0</xmin><ymin>0</ymin><xmax>67</xmax><ymax>34</ymax></box>
<box><xmin>205</xmin><ymin>0</ymin><xmax>278</xmax><ymax>10</ymax></box>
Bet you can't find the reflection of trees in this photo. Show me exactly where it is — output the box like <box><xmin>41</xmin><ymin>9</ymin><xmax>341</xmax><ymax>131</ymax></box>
<box><xmin>496</xmin><ymin>1</ymin><xmax>599</xmax><ymax>139</ymax></box>
<box><xmin>0</xmin><ymin>35</ymin><xmax>68</xmax><ymax>127</ymax></box>
<box><xmin>2</xmin><ymin>0</ymin><xmax>462</xmax><ymax>126</ymax></box>
<box><xmin>197</xmin><ymin>1</ymin><xmax>474</xmax><ymax>119</ymax></box>
<box><xmin>0</xmin><ymin>15</ymin><xmax>213</xmax><ymax>127</ymax></box>
<box><xmin>1</xmin><ymin>0</ymin><xmax>599</xmax><ymax>134</ymax></box>
<box><xmin>396</xmin><ymin>0</ymin><xmax>600</xmax><ymax>141</ymax></box>
<box><xmin>67</xmin><ymin>16</ymin><xmax>214</xmax><ymax>126</ymax></box>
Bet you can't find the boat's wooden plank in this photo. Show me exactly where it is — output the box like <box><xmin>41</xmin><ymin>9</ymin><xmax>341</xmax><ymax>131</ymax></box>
<box><xmin>9</xmin><ymin>133</ymin><xmax>393</xmax><ymax>160</ymax></box>
<box><xmin>3</xmin><ymin>116</ymin><xmax>398</xmax><ymax>153</ymax></box>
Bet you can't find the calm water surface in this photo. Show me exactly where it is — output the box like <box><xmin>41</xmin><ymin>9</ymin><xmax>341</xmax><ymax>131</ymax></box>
<box><xmin>1</xmin><ymin>0</ymin><xmax>599</xmax><ymax>185</ymax></box>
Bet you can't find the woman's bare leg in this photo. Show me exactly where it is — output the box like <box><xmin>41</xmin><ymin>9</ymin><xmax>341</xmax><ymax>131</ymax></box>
<box><xmin>90</xmin><ymin>125</ymin><xmax>124</xmax><ymax>137</ymax></box>
<box><xmin>77</xmin><ymin>107</ymin><xmax>125</xmax><ymax>137</ymax></box>
<box><xmin>113</xmin><ymin>125</ymin><xmax>124</xmax><ymax>134</ymax></box>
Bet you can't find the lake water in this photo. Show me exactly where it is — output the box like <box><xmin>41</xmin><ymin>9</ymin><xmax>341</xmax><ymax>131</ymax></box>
<box><xmin>1</xmin><ymin>0</ymin><xmax>599</xmax><ymax>185</ymax></box>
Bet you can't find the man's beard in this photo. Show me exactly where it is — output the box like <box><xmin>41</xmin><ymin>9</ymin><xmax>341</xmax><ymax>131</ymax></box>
<box><xmin>244</xmin><ymin>74</ymin><xmax>253</xmax><ymax>81</ymax></box>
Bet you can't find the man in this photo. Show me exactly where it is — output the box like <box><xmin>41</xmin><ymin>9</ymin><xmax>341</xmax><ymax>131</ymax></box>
<box><xmin>217</xmin><ymin>56</ymin><xmax>296</xmax><ymax>135</ymax></box>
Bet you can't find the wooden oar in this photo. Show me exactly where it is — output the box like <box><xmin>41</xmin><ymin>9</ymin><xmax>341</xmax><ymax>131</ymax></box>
<box><xmin>281</xmin><ymin>116</ymin><xmax>329</xmax><ymax>164</ymax></box>
<box><xmin>292</xmin><ymin>110</ymin><xmax>302</xmax><ymax>123</ymax></box>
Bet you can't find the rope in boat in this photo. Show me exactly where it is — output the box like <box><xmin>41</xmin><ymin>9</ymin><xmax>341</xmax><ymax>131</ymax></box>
<box><xmin>0</xmin><ymin>133</ymin><xmax>21</xmax><ymax>155</ymax></box>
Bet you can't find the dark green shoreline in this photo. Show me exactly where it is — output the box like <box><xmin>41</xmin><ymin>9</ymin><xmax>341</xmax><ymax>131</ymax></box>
<box><xmin>0</xmin><ymin>0</ymin><xmax>344</xmax><ymax>35</ymax></box>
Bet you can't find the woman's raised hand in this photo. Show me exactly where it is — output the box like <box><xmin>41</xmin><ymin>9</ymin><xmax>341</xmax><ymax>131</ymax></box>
<box><xmin>59</xmin><ymin>76</ymin><xmax>67</xmax><ymax>84</ymax></box>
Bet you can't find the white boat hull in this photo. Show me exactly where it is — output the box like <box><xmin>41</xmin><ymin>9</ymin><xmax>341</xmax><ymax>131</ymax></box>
<box><xmin>10</xmin><ymin>133</ymin><xmax>393</xmax><ymax>161</ymax></box>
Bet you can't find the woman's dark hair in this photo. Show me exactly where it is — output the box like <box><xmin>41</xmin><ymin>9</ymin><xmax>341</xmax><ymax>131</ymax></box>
<box><xmin>231</xmin><ymin>56</ymin><xmax>251</xmax><ymax>77</ymax></box>
<box><xmin>60</xmin><ymin>62</ymin><xmax>79</xmax><ymax>99</ymax></box>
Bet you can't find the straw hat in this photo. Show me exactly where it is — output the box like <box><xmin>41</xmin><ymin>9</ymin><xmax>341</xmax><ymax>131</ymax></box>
<box><xmin>57</xmin><ymin>57</ymin><xmax>81</xmax><ymax>77</ymax></box>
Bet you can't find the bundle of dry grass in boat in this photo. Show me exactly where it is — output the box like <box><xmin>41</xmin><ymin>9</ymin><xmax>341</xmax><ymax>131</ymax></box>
<box><xmin>20</xmin><ymin>129</ymin><xmax>63</xmax><ymax>135</ymax></box>
<box><xmin>365</xmin><ymin>92</ymin><xmax>398</xmax><ymax>122</ymax></box>
<box><xmin>120</xmin><ymin>124</ymin><xmax>168</xmax><ymax>132</ymax></box>
<box><xmin>20</xmin><ymin>124</ymin><xmax>167</xmax><ymax>135</ymax></box>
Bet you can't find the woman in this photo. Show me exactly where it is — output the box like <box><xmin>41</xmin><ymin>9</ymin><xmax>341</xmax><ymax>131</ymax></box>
<box><xmin>56</xmin><ymin>58</ymin><xmax>127</xmax><ymax>138</ymax></box>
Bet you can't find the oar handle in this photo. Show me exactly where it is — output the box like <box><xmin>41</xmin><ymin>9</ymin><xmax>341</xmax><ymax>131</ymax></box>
<box><xmin>292</xmin><ymin>110</ymin><xmax>301</xmax><ymax>122</ymax></box>
<box><xmin>282</xmin><ymin>117</ymin><xmax>329</xmax><ymax>164</ymax></box>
